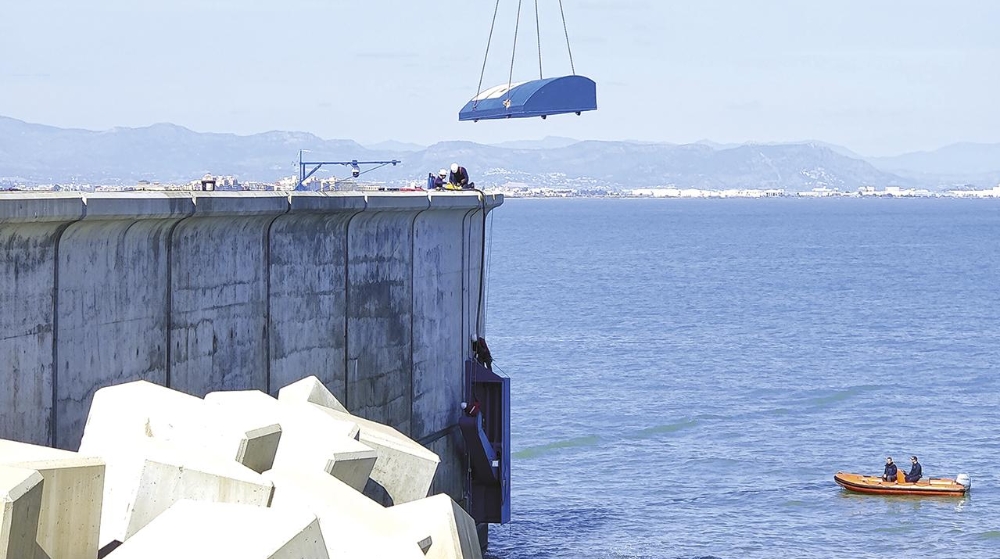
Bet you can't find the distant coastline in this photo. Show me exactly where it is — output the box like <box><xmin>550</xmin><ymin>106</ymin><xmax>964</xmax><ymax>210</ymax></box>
<box><xmin>4</xmin><ymin>116</ymin><xmax>1000</xmax><ymax>193</ymax></box>
<box><xmin>4</xmin><ymin>180</ymin><xmax>999</xmax><ymax>200</ymax></box>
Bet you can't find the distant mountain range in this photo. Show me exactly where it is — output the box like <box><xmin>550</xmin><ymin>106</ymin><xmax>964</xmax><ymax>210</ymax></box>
<box><xmin>2</xmin><ymin>116</ymin><xmax>998</xmax><ymax>191</ymax></box>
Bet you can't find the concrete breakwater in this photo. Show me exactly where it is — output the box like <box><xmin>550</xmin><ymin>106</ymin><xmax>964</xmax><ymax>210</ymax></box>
<box><xmin>0</xmin><ymin>190</ymin><xmax>501</xmax><ymax>503</ymax></box>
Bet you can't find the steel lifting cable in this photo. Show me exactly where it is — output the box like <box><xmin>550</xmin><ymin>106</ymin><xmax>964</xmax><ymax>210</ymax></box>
<box><xmin>558</xmin><ymin>0</ymin><xmax>576</xmax><ymax>75</ymax></box>
<box><xmin>473</xmin><ymin>0</ymin><xmax>579</xmax><ymax>110</ymax></box>
<box><xmin>505</xmin><ymin>0</ymin><xmax>524</xmax><ymax>108</ymax></box>
<box><xmin>535</xmin><ymin>0</ymin><xmax>543</xmax><ymax>80</ymax></box>
<box><xmin>476</xmin><ymin>190</ymin><xmax>488</xmax><ymax>339</ymax></box>
<box><xmin>474</xmin><ymin>0</ymin><xmax>503</xmax><ymax>110</ymax></box>
<box><xmin>483</xmin><ymin>210</ymin><xmax>495</xmax><ymax>329</ymax></box>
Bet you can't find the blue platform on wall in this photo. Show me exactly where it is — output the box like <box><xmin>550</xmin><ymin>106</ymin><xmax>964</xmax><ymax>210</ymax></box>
<box><xmin>459</xmin><ymin>75</ymin><xmax>597</xmax><ymax>122</ymax></box>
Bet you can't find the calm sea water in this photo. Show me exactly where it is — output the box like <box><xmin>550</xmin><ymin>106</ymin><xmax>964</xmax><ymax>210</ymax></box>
<box><xmin>483</xmin><ymin>197</ymin><xmax>1000</xmax><ymax>559</ymax></box>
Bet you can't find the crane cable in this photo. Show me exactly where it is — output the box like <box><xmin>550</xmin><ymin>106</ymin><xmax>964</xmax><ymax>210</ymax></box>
<box><xmin>473</xmin><ymin>0</ymin><xmax>503</xmax><ymax>110</ymax></box>
<box><xmin>535</xmin><ymin>0</ymin><xmax>543</xmax><ymax>80</ymax></box>
<box><xmin>558</xmin><ymin>0</ymin><xmax>576</xmax><ymax>75</ymax></box>
<box><xmin>473</xmin><ymin>0</ymin><xmax>578</xmax><ymax>109</ymax></box>
<box><xmin>505</xmin><ymin>0</ymin><xmax>523</xmax><ymax>108</ymax></box>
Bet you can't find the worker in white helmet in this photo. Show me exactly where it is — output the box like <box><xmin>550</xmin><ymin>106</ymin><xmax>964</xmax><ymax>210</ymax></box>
<box><xmin>426</xmin><ymin>168</ymin><xmax>448</xmax><ymax>190</ymax></box>
<box><xmin>448</xmin><ymin>163</ymin><xmax>473</xmax><ymax>189</ymax></box>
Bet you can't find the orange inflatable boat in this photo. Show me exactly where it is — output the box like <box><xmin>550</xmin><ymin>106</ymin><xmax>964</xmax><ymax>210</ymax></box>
<box><xmin>834</xmin><ymin>471</ymin><xmax>970</xmax><ymax>496</ymax></box>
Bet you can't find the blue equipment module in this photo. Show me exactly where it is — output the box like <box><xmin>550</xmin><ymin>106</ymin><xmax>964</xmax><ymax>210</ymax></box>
<box><xmin>459</xmin><ymin>75</ymin><xmax>596</xmax><ymax>122</ymax></box>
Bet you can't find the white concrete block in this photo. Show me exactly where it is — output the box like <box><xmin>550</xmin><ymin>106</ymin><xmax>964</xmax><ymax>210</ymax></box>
<box><xmin>278</xmin><ymin>375</ymin><xmax>349</xmax><ymax>413</ymax></box>
<box><xmin>313</xmin><ymin>406</ymin><xmax>440</xmax><ymax>505</ymax></box>
<box><xmin>78</xmin><ymin>440</ymin><xmax>273</xmax><ymax>549</ymax></box>
<box><xmin>81</xmin><ymin>380</ymin><xmax>282</xmax><ymax>474</ymax></box>
<box><xmin>0</xmin><ymin>440</ymin><xmax>104</xmax><ymax>559</ymax></box>
<box><xmin>206</xmin><ymin>390</ymin><xmax>376</xmax><ymax>491</ymax></box>
<box><xmin>264</xmin><ymin>467</ymin><xmax>427</xmax><ymax>559</ymax></box>
<box><xmin>387</xmin><ymin>494</ymin><xmax>483</xmax><ymax>559</ymax></box>
<box><xmin>109</xmin><ymin>500</ymin><xmax>329</xmax><ymax>559</ymax></box>
<box><xmin>0</xmin><ymin>466</ymin><xmax>43</xmax><ymax>559</ymax></box>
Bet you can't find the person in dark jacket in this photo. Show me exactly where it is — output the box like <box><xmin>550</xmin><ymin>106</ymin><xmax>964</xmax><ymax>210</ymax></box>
<box><xmin>905</xmin><ymin>456</ymin><xmax>922</xmax><ymax>483</ymax></box>
<box><xmin>881</xmin><ymin>456</ymin><xmax>898</xmax><ymax>482</ymax></box>
<box><xmin>431</xmin><ymin>169</ymin><xmax>447</xmax><ymax>189</ymax></box>
<box><xmin>472</xmin><ymin>336</ymin><xmax>493</xmax><ymax>369</ymax></box>
<box><xmin>448</xmin><ymin>163</ymin><xmax>472</xmax><ymax>189</ymax></box>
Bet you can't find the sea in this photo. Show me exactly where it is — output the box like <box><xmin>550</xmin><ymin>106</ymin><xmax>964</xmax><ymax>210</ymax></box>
<box><xmin>482</xmin><ymin>197</ymin><xmax>1000</xmax><ymax>559</ymax></box>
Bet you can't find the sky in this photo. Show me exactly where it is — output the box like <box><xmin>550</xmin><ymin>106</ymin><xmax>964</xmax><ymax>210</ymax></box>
<box><xmin>1</xmin><ymin>0</ymin><xmax>998</xmax><ymax>156</ymax></box>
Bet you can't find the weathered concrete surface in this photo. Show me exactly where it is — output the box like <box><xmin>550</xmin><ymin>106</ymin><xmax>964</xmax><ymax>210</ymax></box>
<box><xmin>317</xmin><ymin>406</ymin><xmax>440</xmax><ymax>506</ymax></box>
<box><xmin>345</xmin><ymin>198</ymin><xmax>422</xmax><ymax>433</ymax></box>
<box><xmin>265</xmin><ymin>467</ymin><xmax>426</xmax><ymax>559</ymax></box>
<box><xmin>0</xmin><ymin>194</ymin><xmax>85</xmax><ymax>446</ymax></box>
<box><xmin>81</xmin><ymin>439</ymin><xmax>273</xmax><ymax>548</ymax></box>
<box><xmin>267</xmin><ymin>194</ymin><xmax>365</xmax><ymax>397</ymax></box>
<box><xmin>411</xmin><ymin>203</ymin><xmax>467</xmax><ymax>442</ymax></box>
<box><xmin>81</xmin><ymin>381</ymin><xmax>281</xmax><ymax>474</ymax></box>
<box><xmin>55</xmin><ymin>193</ymin><xmax>193</xmax><ymax>450</ymax></box>
<box><xmin>0</xmin><ymin>440</ymin><xmax>105</xmax><ymax>559</ymax></box>
<box><xmin>0</xmin><ymin>191</ymin><xmax>502</xmax><ymax>513</ymax></box>
<box><xmin>0</xmin><ymin>465</ymin><xmax>43</xmax><ymax>559</ymax></box>
<box><xmin>206</xmin><ymin>390</ymin><xmax>374</xmax><ymax>490</ymax></box>
<box><xmin>169</xmin><ymin>194</ymin><xmax>288</xmax><ymax>397</ymax></box>
<box><xmin>277</xmin><ymin>375</ymin><xmax>349</xmax><ymax>414</ymax></box>
<box><xmin>109</xmin><ymin>500</ymin><xmax>329</xmax><ymax>559</ymax></box>
<box><xmin>388</xmin><ymin>493</ymin><xmax>484</xmax><ymax>559</ymax></box>
<box><xmin>427</xmin><ymin>433</ymin><xmax>466</xmax><ymax>502</ymax></box>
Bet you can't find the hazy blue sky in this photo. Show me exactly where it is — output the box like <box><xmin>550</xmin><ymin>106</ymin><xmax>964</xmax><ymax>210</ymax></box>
<box><xmin>2</xmin><ymin>0</ymin><xmax>997</xmax><ymax>155</ymax></box>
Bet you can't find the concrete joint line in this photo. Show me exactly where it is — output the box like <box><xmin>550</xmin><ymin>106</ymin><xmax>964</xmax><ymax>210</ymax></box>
<box><xmin>342</xmin><ymin>202</ymin><xmax>367</xmax><ymax>409</ymax></box>
<box><xmin>408</xmin><ymin>206</ymin><xmax>430</xmax><ymax>438</ymax></box>
<box><xmin>50</xmin><ymin>208</ymin><xmax>86</xmax><ymax>447</ymax></box>
<box><xmin>163</xmin><ymin>214</ymin><xmax>195</xmax><ymax>391</ymax></box>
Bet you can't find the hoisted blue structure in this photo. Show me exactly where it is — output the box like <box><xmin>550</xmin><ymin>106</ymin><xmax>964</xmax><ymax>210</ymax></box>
<box><xmin>460</xmin><ymin>0</ymin><xmax>597</xmax><ymax>122</ymax></box>
<box><xmin>459</xmin><ymin>76</ymin><xmax>596</xmax><ymax>122</ymax></box>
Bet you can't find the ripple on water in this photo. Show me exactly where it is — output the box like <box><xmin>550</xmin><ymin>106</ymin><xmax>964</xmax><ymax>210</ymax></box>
<box><xmin>512</xmin><ymin>435</ymin><xmax>601</xmax><ymax>460</ymax></box>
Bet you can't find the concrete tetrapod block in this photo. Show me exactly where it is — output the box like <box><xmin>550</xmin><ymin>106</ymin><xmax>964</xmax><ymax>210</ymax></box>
<box><xmin>0</xmin><ymin>440</ymin><xmax>105</xmax><ymax>559</ymax></box>
<box><xmin>81</xmin><ymin>380</ymin><xmax>282</xmax><ymax>474</ymax></box>
<box><xmin>109</xmin><ymin>500</ymin><xmax>329</xmax><ymax>559</ymax></box>
<box><xmin>277</xmin><ymin>375</ymin><xmax>349</xmax><ymax>413</ymax></box>
<box><xmin>387</xmin><ymin>493</ymin><xmax>483</xmax><ymax>559</ymax></box>
<box><xmin>206</xmin><ymin>390</ymin><xmax>377</xmax><ymax>491</ymax></box>
<box><xmin>264</xmin><ymin>467</ymin><xmax>428</xmax><ymax>559</ymax></box>
<box><xmin>0</xmin><ymin>466</ymin><xmax>43</xmax><ymax>559</ymax></box>
<box><xmin>76</xmin><ymin>439</ymin><xmax>273</xmax><ymax>550</ymax></box>
<box><xmin>313</xmin><ymin>405</ymin><xmax>441</xmax><ymax>505</ymax></box>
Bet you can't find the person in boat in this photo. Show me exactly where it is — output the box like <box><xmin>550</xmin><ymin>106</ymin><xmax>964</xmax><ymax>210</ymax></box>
<box><xmin>448</xmin><ymin>163</ymin><xmax>474</xmax><ymax>190</ymax></box>
<box><xmin>881</xmin><ymin>456</ymin><xmax>898</xmax><ymax>482</ymax></box>
<box><xmin>905</xmin><ymin>456</ymin><xmax>922</xmax><ymax>483</ymax></box>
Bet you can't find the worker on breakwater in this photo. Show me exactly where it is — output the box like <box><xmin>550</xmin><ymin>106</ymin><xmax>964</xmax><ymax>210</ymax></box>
<box><xmin>427</xmin><ymin>169</ymin><xmax>448</xmax><ymax>190</ymax></box>
<box><xmin>448</xmin><ymin>163</ymin><xmax>474</xmax><ymax>189</ymax></box>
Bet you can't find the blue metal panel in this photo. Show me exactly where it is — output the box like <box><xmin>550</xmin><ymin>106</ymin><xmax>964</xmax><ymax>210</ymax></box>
<box><xmin>463</xmin><ymin>359</ymin><xmax>511</xmax><ymax>525</ymax></box>
<box><xmin>459</xmin><ymin>75</ymin><xmax>597</xmax><ymax>122</ymax></box>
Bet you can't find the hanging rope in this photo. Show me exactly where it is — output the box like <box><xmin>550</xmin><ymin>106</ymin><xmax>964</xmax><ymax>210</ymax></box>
<box><xmin>474</xmin><ymin>0</ymin><xmax>503</xmax><ymax>109</ymax></box>
<box><xmin>534</xmin><ymin>0</ymin><xmax>543</xmax><ymax>80</ymax></box>
<box><xmin>506</xmin><ymin>0</ymin><xmax>524</xmax><ymax>107</ymax></box>
<box><xmin>558</xmin><ymin>0</ymin><xmax>576</xmax><ymax>75</ymax></box>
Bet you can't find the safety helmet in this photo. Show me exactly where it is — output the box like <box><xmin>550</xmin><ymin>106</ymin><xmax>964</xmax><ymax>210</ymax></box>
<box><xmin>451</xmin><ymin>163</ymin><xmax>459</xmax><ymax>173</ymax></box>
<box><xmin>439</xmin><ymin>169</ymin><xmax>448</xmax><ymax>177</ymax></box>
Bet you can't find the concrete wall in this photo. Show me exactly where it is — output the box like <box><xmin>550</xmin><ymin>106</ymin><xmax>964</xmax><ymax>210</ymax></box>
<box><xmin>0</xmin><ymin>190</ymin><xmax>501</xmax><ymax>503</ymax></box>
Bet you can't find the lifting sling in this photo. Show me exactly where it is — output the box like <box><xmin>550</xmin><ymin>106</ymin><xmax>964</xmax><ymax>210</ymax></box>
<box><xmin>459</xmin><ymin>0</ymin><xmax>597</xmax><ymax>122</ymax></box>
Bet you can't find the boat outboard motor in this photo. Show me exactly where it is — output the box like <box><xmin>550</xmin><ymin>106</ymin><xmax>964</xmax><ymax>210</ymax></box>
<box><xmin>956</xmin><ymin>473</ymin><xmax>971</xmax><ymax>489</ymax></box>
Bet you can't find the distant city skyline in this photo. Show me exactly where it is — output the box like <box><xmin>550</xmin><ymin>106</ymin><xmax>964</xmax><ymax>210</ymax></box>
<box><xmin>2</xmin><ymin>0</ymin><xmax>998</xmax><ymax>157</ymax></box>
